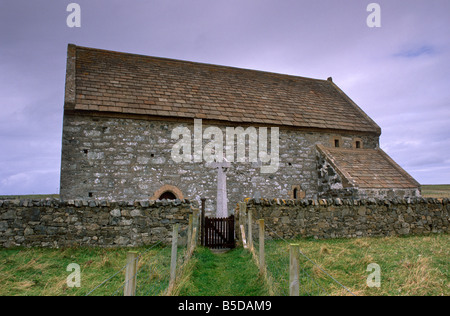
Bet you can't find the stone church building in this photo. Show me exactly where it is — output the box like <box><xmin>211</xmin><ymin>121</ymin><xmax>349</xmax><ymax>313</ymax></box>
<box><xmin>60</xmin><ymin>44</ymin><xmax>420</xmax><ymax>215</ymax></box>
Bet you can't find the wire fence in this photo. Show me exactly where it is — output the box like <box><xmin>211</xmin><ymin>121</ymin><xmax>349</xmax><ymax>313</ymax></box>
<box><xmin>85</xmin><ymin>217</ymin><xmax>199</xmax><ymax>296</ymax></box>
<box><xmin>241</xmin><ymin>203</ymin><xmax>356</xmax><ymax>296</ymax></box>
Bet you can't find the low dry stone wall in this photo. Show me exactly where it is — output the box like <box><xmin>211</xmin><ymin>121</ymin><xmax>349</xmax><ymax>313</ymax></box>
<box><xmin>0</xmin><ymin>199</ymin><xmax>195</xmax><ymax>248</ymax></box>
<box><xmin>245</xmin><ymin>197</ymin><xmax>449</xmax><ymax>240</ymax></box>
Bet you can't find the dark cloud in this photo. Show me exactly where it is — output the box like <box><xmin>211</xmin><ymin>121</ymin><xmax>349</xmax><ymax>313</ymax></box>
<box><xmin>0</xmin><ymin>0</ymin><xmax>449</xmax><ymax>194</ymax></box>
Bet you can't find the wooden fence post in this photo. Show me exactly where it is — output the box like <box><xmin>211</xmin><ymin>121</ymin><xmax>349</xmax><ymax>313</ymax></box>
<box><xmin>124</xmin><ymin>251</ymin><xmax>138</xmax><ymax>296</ymax></box>
<box><xmin>289</xmin><ymin>244</ymin><xmax>300</xmax><ymax>296</ymax></box>
<box><xmin>258</xmin><ymin>219</ymin><xmax>265</xmax><ymax>273</ymax></box>
<box><xmin>237</xmin><ymin>202</ymin><xmax>247</xmax><ymax>249</ymax></box>
<box><xmin>192</xmin><ymin>209</ymin><xmax>199</xmax><ymax>246</ymax></box>
<box><xmin>190</xmin><ymin>227</ymin><xmax>197</xmax><ymax>256</ymax></box>
<box><xmin>201</xmin><ymin>198</ymin><xmax>206</xmax><ymax>246</ymax></box>
<box><xmin>240</xmin><ymin>225</ymin><xmax>248</xmax><ymax>249</ymax></box>
<box><xmin>248</xmin><ymin>209</ymin><xmax>253</xmax><ymax>250</ymax></box>
<box><xmin>169</xmin><ymin>224</ymin><xmax>180</xmax><ymax>291</ymax></box>
<box><xmin>239</xmin><ymin>202</ymin><xmax>247</xmax><ymax>231</ymax></box>
<box><xmin>187</xmin><ymin>214</ymin><xmax>193</xmax><ymax>253</ymax></box>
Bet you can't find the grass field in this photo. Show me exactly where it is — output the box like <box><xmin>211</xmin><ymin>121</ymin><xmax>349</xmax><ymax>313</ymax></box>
<box><xmin>0</xmin><ymin>245</ymin><xmax>175</xmax><ymax>296</ymax></box>
<box><xmin>263</xmin><ymin>234</ymin><xmax>449</xmax><ymax>296</ymax></box>
<box><xmin>421</xmin><ymin>185</ymin><xmax>450</xmax><ymax>198</ymax></box>
<box><xmin>1</xmin><ymin>234</ymin><xmax>447</xmax><ymax>296</ymax></box>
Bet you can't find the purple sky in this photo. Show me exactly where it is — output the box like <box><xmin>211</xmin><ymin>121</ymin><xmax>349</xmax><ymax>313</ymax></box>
<box><xmin>0</xmin><ymin>0</ymin><xmax>449</xmax><ymax>195</ymax></box>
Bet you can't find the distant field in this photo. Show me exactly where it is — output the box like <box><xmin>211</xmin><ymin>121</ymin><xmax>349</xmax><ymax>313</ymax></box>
<box><xmin>421</xmin><ymin>185</ymin><xmax>450</xmax><ymax>199</ymax></box>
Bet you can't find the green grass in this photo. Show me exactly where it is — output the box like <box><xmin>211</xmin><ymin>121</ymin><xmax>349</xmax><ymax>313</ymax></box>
<box><xmin>421</xmin><ymin>185</ymin><xmax>450</xmax><ymax>198</ymax></box>
<box><xmin>264</xmin><ymin>234</ymin><xmax>449</xmax><ymax>296</ymax></box>
<box><xmin>0</xmin><ymin>234</ymin><xmax>448</xmax><ymax>296</ymax></box>
<box><xmin>176</xmin><ymin>247</ymin><xmax>270</xmax><ymax>296</ymax></box>
<box><xmin>0</xmin><ymin>245</ymin><xmax>173</xmax><ymax>296</ymax></box>
<box><xmin>0</xmin><ymin>245</ymin><xmax>268</xmax><ymax>296</ymax></box>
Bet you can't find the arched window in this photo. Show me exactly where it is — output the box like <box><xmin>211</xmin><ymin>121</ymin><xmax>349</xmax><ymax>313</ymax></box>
<box><xmin>290</xmin><ymin>185</ymin><xmax>305</xmax><ymax>200</ymax></box>
<box><xmin>158</xmin><ymin>191</ymin><xmax>177</xmax><ymax>200</ymax></box>
<box><xmin>150</xmin><ymin>185</ymin><xmax>184</xmax><ymax>200</ymax></box>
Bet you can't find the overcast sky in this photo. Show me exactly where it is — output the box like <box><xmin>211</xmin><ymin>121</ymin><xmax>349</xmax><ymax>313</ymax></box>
<box><xmin>0</xmin><ymin>0</ymin><xmax>449</xmax><ymax>195</ymax></box>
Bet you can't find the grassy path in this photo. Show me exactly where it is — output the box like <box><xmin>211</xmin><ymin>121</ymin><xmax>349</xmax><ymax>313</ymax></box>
<box><xmin>177</xmin><ymin>247</ymin><xmax>269</xmax><ymax>296</ymax></box>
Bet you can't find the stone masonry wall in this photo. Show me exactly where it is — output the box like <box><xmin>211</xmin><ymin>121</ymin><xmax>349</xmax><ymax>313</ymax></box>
<box><xmin>244</xmin><ymin>197</ymin><xmax>449</xmax><ymax>240</ymax></box>
<box><xmin>2</xmin><ymin>197</ymin><xmax>448</xmax><ymax>249</ymax></box>
<box><xmin>0</xmin><ymin>199</ymin><xmax>195</xmax><ymax>248</ymax></box>
<box><xmin>60</xmin><ymin>113</ymin><xmax>379</xmax><ymax>216</ymax></box>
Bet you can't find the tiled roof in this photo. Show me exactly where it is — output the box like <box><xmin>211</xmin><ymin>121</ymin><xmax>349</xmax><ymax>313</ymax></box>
<box><xmin>65</xmin><ymin>44</ymin><xmax>381</xmax><ymax>134</ymax></box>
<box><xmin>317</xmin><ymin>145</ymin><xmax>420</xmax><ymax>189</ymax></box>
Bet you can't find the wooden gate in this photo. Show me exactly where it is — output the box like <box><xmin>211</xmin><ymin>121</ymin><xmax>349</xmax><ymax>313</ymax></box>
<box><xmin>202</xmin><ymin>215</ymin><xmax>235</xmax><ymax>249</ymax></box>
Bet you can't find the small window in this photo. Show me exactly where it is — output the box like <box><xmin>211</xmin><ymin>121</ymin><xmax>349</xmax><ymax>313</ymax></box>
<box><xmin>290</xmin><ymin>185</ymin><xmax>304</xmax><ymax>200</ymax></box>
<box><xmin>334</xmin><ymin>139</ymin><xmax>340</xmax><ymax>148</ymax></box>
<box><xmin>353</xmin><ymin>138</ymin><xmax>363</xmax><ymax>149</ymax></box>
<box><xmin>88</xmin><ymin>192</ymin><xmax>93</xmax><ymax>198</ymax></box>
<box><xmin>330</xmin><ymin>136</ymin><xmax>342</xmax><ymax>148</ymax></box>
